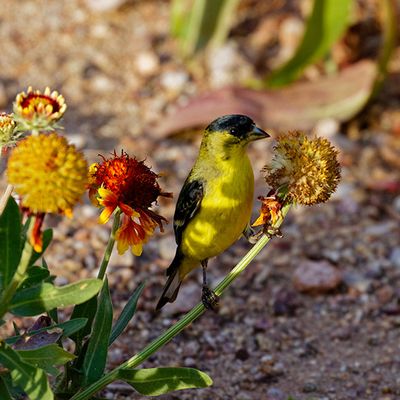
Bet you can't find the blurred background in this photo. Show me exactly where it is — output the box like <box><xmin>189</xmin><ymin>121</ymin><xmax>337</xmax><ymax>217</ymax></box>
<box><xmin>1</xmin><ymin>0</ymin><xmax>400</xmax><ymax>399</ymax></box>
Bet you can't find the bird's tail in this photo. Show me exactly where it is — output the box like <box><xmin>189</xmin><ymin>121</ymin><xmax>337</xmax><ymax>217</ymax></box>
<box><xmin>156</xmin><ymin>252</ymin><xmax>183</xmax><ymax>310</ymax></box>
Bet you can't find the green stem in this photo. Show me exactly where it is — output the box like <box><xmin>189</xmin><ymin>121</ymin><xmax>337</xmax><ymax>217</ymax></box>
<box><xmin>70</xmin><ymin>204</ymin><xmax>291</xmax><ymax>400</ymax></box>
<box><xmin>0</xmin><ymin>219</ymin><xmax>34</xmax><ymax>320</ymax></box>
<box><xmin>97</xmin><ymin>211</ymin><xmax>121</xmax><ymax>280</ymax></box>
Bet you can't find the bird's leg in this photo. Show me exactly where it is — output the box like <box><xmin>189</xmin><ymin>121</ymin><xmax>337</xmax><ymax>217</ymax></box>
<box><xmin>201</xmin><ymin>259</ymin><xmax>219</xmax><ymax>311</ymax></box>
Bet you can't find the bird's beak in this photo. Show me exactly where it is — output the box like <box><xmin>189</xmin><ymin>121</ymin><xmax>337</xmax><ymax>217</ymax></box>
<box><xmin>248</xmin><ymin>126</ymin><xmax>270</xmax><ymax>141</ymax></box>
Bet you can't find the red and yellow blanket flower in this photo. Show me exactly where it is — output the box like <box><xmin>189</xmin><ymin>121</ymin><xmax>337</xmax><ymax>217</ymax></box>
<box><xmin>89</xmin><ymin>151</ymin><xmax>171</xmax><ymax>256</ymax></box>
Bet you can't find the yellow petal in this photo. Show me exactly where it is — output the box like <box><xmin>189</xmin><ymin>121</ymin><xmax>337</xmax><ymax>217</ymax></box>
<box><xmin>99</xmin><ymin>207</ymin><xmax>114</xmax><ymax>224</ymax></box>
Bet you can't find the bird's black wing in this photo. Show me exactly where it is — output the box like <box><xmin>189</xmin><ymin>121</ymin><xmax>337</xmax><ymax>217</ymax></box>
<box><xmin>173</xmin><ymin>178</ymin><xmax>204</xmax><ymax>246</ymax></box>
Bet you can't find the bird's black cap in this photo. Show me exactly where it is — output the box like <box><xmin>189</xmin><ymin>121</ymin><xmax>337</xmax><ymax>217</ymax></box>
<box><xmin>206</xmin><ymin>114</ymin><xmax>268</xmax><ymax>141</ymax></box>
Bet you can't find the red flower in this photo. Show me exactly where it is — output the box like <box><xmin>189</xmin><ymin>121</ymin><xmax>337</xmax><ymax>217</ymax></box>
<box><xmin>89</xmin><ymin>151</ymin><xmax>171</xmax><ymax>255</ymax></box>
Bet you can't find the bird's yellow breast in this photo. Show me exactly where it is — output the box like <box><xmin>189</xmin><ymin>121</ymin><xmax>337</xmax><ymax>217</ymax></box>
<box><xmin>180</xmin><ymin>153</ymin><xmax>254</xmax><ymax>263</ymax></box>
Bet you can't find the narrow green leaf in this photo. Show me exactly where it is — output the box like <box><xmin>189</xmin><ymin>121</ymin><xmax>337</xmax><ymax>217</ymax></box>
<box><xmin>172</xmin><ymin>0</ymin><xmax>240</xmax><ymax>57</ymax></box>
<box><xmin>47</xmin><ymin>308</ymin><xmax>58</xmax><ymax>323</ymax></box>
<box><xmin>19</xmin><ymin>266</ymin><xmax>50</xmax><ymax>290</ymax></box>
<box><xmin>0</xmin><ymin>376</ymin><xmax>13</xmax><ymax>400</ymax></box>
<box><xmin>267</xmin><ymin>0</ymin><xmax>352</xmax><ymax>87</ymax></box>
<box><xmin>82</xmin><ymin>278</ymin><xmax>113</xmax><ymax>385</ymax></box>
<box><xmin>9</xmin><ymin>279</ymin><xmax>102</xmax><ymax>316</ymax></box>
<box><xmin>370</xmin><ymin>0</ymin><xmax>398</xmax><ymax>97</ymax></box>
<box><xmin>118</xmin><ymin>367</ymin><xmax>213</xmax><ymax>396</ymax></box>
<box><xmin>28</xmin><ymin>229</ymin><xmax>53</xmax><ymax>267</ymax></box>
<box><xmin>109</xmin><ymin>282</ymin><xmax>145</xmax><ymax>345</ymax></box>
<box><xmin>18</xmin><ymin>344</ymin><xmax>76</xmax><ymax>376</ymax></box>
<box><xmin>0</xmin><ymin>342</ymin><xmax>54</xmax><ymax>400</ymax></box>
<box><xmin>0</xmin><ymin>197</ymin><xmax>22</xmax><ymax>291</ymax></box>
<box><xmin>6</xmin><ymin>318</ymin><xmax>88</xmax><ymax>345</ymax></box>
<box><xmin>70</xmin><ymin>295</ymin><xmax>98</xmax><ymax>344</ymax></box>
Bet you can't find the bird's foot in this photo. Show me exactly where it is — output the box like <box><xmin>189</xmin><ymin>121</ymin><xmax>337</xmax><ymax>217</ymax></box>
<box><xmin>202</xmin><ymin>286</ymin><xmax>219</xmax><ymax>311</ymax></box>
<box><xmin>265</xmin><ymin>226</ymin><xmax>283</xmax><ymax>238</ymax></box>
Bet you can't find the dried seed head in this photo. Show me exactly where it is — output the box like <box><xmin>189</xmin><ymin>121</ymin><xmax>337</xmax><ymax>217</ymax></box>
<box><xmin>264</xmin><ymin>131</ymin><xmax>341</xmax><ymax>205</ymax></box>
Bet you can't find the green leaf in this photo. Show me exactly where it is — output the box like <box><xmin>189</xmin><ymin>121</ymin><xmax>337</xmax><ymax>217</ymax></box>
<box><xmin>370</xmin><ymin>0</ymin><xmax>398</xmax><ymax>98</ymax></box>
<box><xmin>17</xmin><ymin>344</ymin><xmax>76</xmax><ymax>376</ymax></box>
<box><xmin>118</xmin><ymin>367</ymin><xmax>213</xmax><ymax>396</ymax></box>
<box><xmin>28</xmin><ymin>229</ymin><xmax>53</xmax><ymax>266</ymax></box>
<box><xmin>109</xmin><ymin>282</ymin><xmax>145</xmax><ymax>345</ymax></box>
<box><xmin>172</xmin><ymin>0</ymin><xmax>240</xmax><ymax>57</ymax></box>
<box><xmin>0</xmin><ymin>376</ymin><xmax>13</xmax><ymax>400</ymax></box>
<box><xmin>70</xmin><ymin>295</ymin><xmax>98</xmax><ymax>344</ymax></box>
<box><xmin>0</xmin><ymin>342</ymin><xmax>54</xmax><ymax>400</ymax></box>
<box><xmin>82</xmin><ymin>278</ymin><xmax>113</xmax><ymax>385</ymax></box>
<box><xmin>19</xmin><ymin>266</ymin><xmax>50</xmax><ymax>290</ymax></box>
<box><xmin>9</xmin><ymin>279</ymin><xmax>102</xmax><ymax>316</ymax></box>
<box><xmin>6</xmin><ymin>318</ymin><xmax>88</xmax><ymax>345</ymax></box>
<box><xmin>0</xmin><ymin>197</ymin><xmax>22</xmax><ymax>291</ymax></box>
<box><xmin>266</xmin><ymin>0</ymin><xmax>352</xmax><ymax>87</ymax></box>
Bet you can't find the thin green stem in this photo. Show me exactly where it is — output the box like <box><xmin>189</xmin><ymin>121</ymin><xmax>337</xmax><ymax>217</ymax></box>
<box><xmin>70</xmin><ymin>204</ymin><xmax>291</xmax><ymax>400</ymax></box>
<box><xmin>97</xmin><ymin>211</ymin><xmax>121</xmax><ymax>280</ymax></box>
<box><xmin>0</xmin><ymin>219</ymin><xmax>34</xmax><ymax>320</ymax></box>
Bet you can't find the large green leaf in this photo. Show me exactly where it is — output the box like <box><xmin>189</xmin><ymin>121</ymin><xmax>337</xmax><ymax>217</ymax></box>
<box><xmin>0</xmin><ymin>197</ymin><xmax>22</xmax><ymax>291</ymax></box>
<box><xmin>109</xmin><ymin>282</ymin><xmax>145</xmax><ymax>345</ymax></box>
<box><xmin>267</xmin><ymin>0</ymin><xmax>352</xmax><ymax>87</ymax></box>
<box><xmin>0</xmin><ymin>342</ymin><xmax>53</xmax><ymax>400</ymax></box>
<box><xmin>17</xmin><ymin>344</ymin><xmax>76</xmax><ymax>376</ymax></box>
<box><xmin>82</xmin><ymin>278</ymin><xmax>113</xmax><ymax>385</ymax></box>
<box><xmin>9</xmin><ymin>279</ymin><xmax>102</xmax><ymax>316</ymax></box>
<box><xmin>118</xmin><ymin>367</ymin><xmax>213</xmax><ymax>396</ymax></box>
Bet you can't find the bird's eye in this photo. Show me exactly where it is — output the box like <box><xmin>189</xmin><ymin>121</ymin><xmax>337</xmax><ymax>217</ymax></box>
<box><xmin>230</xmin><ymin>128</ymin><xmax>238</xmax><ymax>135</ymax></box>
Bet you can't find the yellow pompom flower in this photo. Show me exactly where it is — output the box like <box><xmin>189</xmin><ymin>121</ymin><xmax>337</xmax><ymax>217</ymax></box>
<box><xmin>7</xmin><ymin>133</ymin><xmax>88</xmax><ymax>216</ymax></box>
<box><xmin>264</xmin><ymin>131</ymin><xmax>341</xmax><ymax>206</ymax></box>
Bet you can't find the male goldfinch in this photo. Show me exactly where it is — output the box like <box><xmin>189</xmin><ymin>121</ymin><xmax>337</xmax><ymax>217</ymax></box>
<box><xmin>156</xmin><ymin>115</ymin><xmax>269</xmax><ymax>310</ymax></box>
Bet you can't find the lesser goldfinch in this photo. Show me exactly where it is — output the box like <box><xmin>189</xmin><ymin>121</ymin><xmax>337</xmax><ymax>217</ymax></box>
<box><xmin>156</xmin><ymin>114</ymin><xmax>269</xmax><ymax>310</ymax></box>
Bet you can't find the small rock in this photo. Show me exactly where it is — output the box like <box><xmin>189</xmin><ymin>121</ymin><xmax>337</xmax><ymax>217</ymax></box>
<box><xmin>272</xmin><ymin>288</ymin><xmax>300</xmax><ymax>316</ymax></box>
<box><xmin>393</xmin><ymin>196</ymin><xmax>400</xmax><ymax>213</ymax></box>
<box><xmin>235</xmin><ymin>348</ymin><xmax>249</xmax><ymax>361</ymax></box>
<box><xmin>343</xmin><ymin>272</ymin><xmax>371</xmax><ymax>294</ymax></box>
<box><xmin>266</xmin><ymin>387</ymin><xmax>287</xmax><ymax>400</ymax></box>
<box><xmin>314</xmin><ymin>118</ymin><xmax>340</xmax><ymax>138</ymax></box>
<box><xmin>390</xmin><ymin>247</ymin><xmax>400</xmax><ymax>269</ymax></box>
<box><xmin>293</xmin><ymin>260</ymin><xmax>342</xmax><ymax>294</ymax></box>
<box><xmin>135</xmin><ymin>51</ymin><xmax>159</xmax><ymax>77</ymax></box>
<box><xmin>85</xmin><ymin>0</ymin><xmax>127</xmax><ymax>12</ymax></box>
<box><xmin>376</xmin><ymin>285</ymin><xmax>394</xmax><ymax>305</ymax></box>
<box><xmin>303</xmin><ymin>381</ymin><xmax>318</xmax><ymax>393</ymax></box>
<box><xmin>160</xmin><ymin>70</ymin><xmax>189</xmax><ymax>93</ymax></box>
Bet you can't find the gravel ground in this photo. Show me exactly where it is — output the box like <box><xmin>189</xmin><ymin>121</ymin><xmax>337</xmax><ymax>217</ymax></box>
<box><xmin>1</xmin><ymin>1</ymin><xmax>400</xmax><ymax>399</ymax></box>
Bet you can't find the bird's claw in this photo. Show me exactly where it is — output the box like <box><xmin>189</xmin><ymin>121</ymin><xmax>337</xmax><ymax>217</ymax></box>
<box><xmin>202</xmin><ymin>286</ymin><xmax>219</xmax><ymax>311</ymax></box>
<box><xmin>265</xmin><ymin>227</ymin><xmax>283</xmax><ymax>238</ymax></box>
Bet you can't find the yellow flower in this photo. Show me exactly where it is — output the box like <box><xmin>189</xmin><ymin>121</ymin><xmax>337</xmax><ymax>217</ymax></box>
<box><xmin>13</xmin><ymin>87</ymin><xmax>66</xmax><ymax>131</ymax></box>
<box><xmin>264</xmin><ymin>131</ymin><xmax>341</xmax><ymax>205</ymax></box>
<box><xmin>7</xmin><ymin>133</ymin><xmax>88</xmax><ymax>215</ymax></box>
<box><xmin>0</xmin><ymin>113</ymin><xmax>18</xmax><ymax>147</ymax></box>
